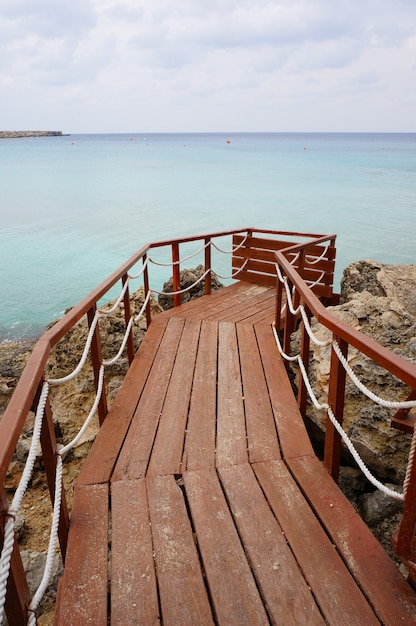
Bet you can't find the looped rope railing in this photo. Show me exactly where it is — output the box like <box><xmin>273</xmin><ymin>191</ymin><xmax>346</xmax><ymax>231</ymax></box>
<box><xmin>148</xmin><ymin>241</ymin><xmax>210</xmax><ymax>267</ymax></box>
<box><xmin>305</xmin><ymin>242</ymin><xmax>330</xmax><ymax>265</ymax></box>
<box><xmin>274</xmin><ymin>260</ymin><xmax>416</xmax><ymax>503</ymax></box>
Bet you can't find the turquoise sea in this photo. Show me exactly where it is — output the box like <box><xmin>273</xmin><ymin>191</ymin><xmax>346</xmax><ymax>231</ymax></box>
<box><xmin>1</xmin><ymin>132</ymin><xmax>416</xmax><ymax>342</ymax></box>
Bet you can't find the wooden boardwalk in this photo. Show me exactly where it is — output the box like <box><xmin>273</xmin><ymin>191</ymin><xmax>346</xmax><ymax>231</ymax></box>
<box><xmin>54</xmin><ymin>282</ymin><xmax>416</xmax><ymax>625</ymax></box>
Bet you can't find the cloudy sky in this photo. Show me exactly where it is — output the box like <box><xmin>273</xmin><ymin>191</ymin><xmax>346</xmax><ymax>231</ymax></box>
<box><xmin>1</xmin><ymin>0</ymin><xmax>415</xmax><ymax>133</ymax></box>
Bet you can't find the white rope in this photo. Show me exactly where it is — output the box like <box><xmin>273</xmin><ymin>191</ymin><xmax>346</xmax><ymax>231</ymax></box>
<box><xmin>152</xmin><ymin>268</ymin><xmax>211</xmax><ymax>296</ymax></box>
<box><xmin>271</xmin><ymin>323</ymin><xmax>406</xmax><ymax>500</ymax></box>
<box><xmin>403</xmin><ymin>426</ymin><xmax>416</xmax><ymax>497</ymax></box>
<box><xmin>0</xmin><ymin>382</ymin><xmax>49</xmax><ymax>624</ymax></box>
<box><xmin>103</xmin><ymin>317</ymin><xmax>134</xmax><ymax>367</ymax></box>
<box><xmin>211</xmin><ymin>233</ymin><xmax>249</xmax><ymax>254</ymax></box>
<box><xmin>128</xmin><ymin>256</ymin><xmax>149</xmax><ymax>280</ymax></box>
<box><xmin>300</xmin><ymin>307</ymin><xmax>331</xmax><ymax>347</ymax></box>
<box><xmin>326</xmin><ymin>407</ymin><xmax>404</xmax><ymax>500</ymax></box>
<box><xmin>212</xmin><ymin>258</ymin><xmax>249</xmax><ymax>280</ymax></box>
<box><xmin>332</xmin><ymin>340</ymin><xmax>416</xmax><ymax>410</ymax></box>
<box><xmin>48</xmin><ymin>312</ymin><xmax>99</xmax><ymax>385</ymax></box>
<box><xmin>98</xmin><ymin>277</ymin><xmax>130</xmax><ymax>315</ymax></box>
<box><xmin>27</xmin><ymin>455</ymin><xmax>63</xmax><ymax>623</ymax></box>
<box><xmin>305</xmin><ymin>242</ymin><xmax>330</xmax><ymax>265</ymax></box>
<box><xmin>59</xmin><ymin>365</ymin><xmax>105</xmax><ymax>457</ymax></box>
<box><xmin>283</xmin><ymin>279</ymin><xmax>301</xmax><ymax>316</ymax></box>
<box><xmin>148</xmin><ymin>241</ymin><xmax>209</xmax><ymax>267</ymax></box>
<box><xmin>305</xmin><ymin>269</ymin><xmax>326</xmax><ymax>290</ymax></box>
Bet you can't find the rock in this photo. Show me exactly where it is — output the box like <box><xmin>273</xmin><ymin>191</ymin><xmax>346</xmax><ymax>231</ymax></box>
<box><xmin>290</xmin><ymin>259</ymin><xmax>416</xmax><ymax>483</ymax></box>
<box><xmin>158</xmin><ymin>265</ymin><xmax>223</xmax><ymax>310</ymax></box>
<box><xmin>358</xmin><ymin>485</ymin><xmax>403</xmax><ymax>526</ymax></box>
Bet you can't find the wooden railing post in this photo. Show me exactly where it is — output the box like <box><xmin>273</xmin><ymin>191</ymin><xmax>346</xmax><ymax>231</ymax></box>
<box><xmin>393</xmin><ymin>445</ymin><xmax>416</xmax><ymax>582</ymax></box>
<box><xmin>204</xmin><ymin>237</ymin><xmax>212</xmax><ymax>296</ymax></box>
<box><xmin>298</xmin><ymin>306</ymin><xmax>311</xmax><ymax>416</ymax></box>
<box><xmin>122</xmin><ymin>274</ymin><xmax>135</xmax><ymax>365</ymax></box>
<box><xmin>283</xmin><ymin>278</ymin><xmax>295</xmax><ymax>362</ymax></box>
<box><xmin>172</xmin><ymin>243</ymin><xmax>181</xmax><ymax>308</ymax></box>
<box><xmin>1</xmin><ymin>487</ymin><xmax>30</xmax><ymax>625</ymax></box>
<box><xmin>274</xmin><ymin>270</ymin><xmax>284</xmax><ymax>330</ymax></box>
<box><xmin>87</xmin><ymin>306</ymin><xmax>108</xmax><ymax>425</ymax></box>
<box><xmin>143</xmin><ymin>253</ymin><xmax>152</xmax><ymax>328</ymax></box>
<box><xmin>324</xmin><ymin>336</ymin><xmax>348</xmax><ymax>482</ymax></box>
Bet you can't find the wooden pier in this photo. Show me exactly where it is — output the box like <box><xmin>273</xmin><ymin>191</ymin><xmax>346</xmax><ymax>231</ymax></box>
<box><xmin>54</xmin><ymin>282</ymin><xmax>416</xmax><ymax>625</ymax></box>
<box><xmin>2</xmin><ymin>228</ymin><xmax>416</xmax><ymax>625</ymax></box>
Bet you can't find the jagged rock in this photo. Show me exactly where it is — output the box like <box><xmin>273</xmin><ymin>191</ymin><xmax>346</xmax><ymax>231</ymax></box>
<box><xmin>158</xmin><ymin>264</ymin><xmax>223</xmax><ymax>310</ymax></box>
<box><xmin>290</xmin><ymin>259</ymin><xmax>416</xmax><ymax>483</ymax></box>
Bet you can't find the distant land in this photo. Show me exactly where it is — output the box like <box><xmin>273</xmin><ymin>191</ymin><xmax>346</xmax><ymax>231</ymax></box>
<box><xmin>0</xmin><ymin>130</ymin><xmax>67</xmax><ymax>138</ymax></box>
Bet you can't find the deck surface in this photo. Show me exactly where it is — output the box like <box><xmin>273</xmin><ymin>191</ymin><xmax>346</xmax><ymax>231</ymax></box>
<box><xmin>54</xmin><ymin>282</ymin><xmax>416</xmax><ymax>625</ymax></box>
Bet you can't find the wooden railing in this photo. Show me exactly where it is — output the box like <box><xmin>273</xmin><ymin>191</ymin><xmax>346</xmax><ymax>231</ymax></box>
<box><xmin>0</xmin><ymin>226</ymin><xmax>334</xmax><ymax>624</ymax></box>
<box><xmin>274</xmin><ymin>246</ymin><xmax>416</xmax><ymax>582</ymax></box>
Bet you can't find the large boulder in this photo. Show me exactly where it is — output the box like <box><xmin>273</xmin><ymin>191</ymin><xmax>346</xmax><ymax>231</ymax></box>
<box><xmin>291</xmin><ymin>260</ymin><xmax>416</xmax><ymax>483</ymax></box>
<box><xmin>158</xmin><ymin>264</ymin><xmax>223</xmax><ymax>310</ymax></box>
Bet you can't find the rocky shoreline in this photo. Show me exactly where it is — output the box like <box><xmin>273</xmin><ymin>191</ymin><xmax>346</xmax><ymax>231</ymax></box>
<box><xmin>0</xmin><ymin>131</ymin><xmax>65</xmax><ymax>138</ymax></box>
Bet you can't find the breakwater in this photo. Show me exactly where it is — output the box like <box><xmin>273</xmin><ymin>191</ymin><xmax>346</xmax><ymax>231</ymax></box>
<box><xmin>0</xmin><ymin>130</ymin><xmax>63</xmax><ymax>138</ymax></box>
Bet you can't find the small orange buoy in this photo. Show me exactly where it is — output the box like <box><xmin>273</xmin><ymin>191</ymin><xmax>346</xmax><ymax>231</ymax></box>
<box><xmin>226</xmin><ymin>139</ymin><xmax>231</xmax><ymax>144</ymax></box>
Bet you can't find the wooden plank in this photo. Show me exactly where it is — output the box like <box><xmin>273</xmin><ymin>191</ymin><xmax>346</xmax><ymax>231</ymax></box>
<box><xmin>254</xmin><ymin>323</ymin><xmax>315</xmax><ymax>459</ymax></box>
<box><xmin>238</xmin><ymin>303</ymin><xmax>275</xmax><ymax>326</ymax></box>
<box><xmin>224</xmin><ymin>293</ymin><xmax>275</xmax><ymax>325</ymax></box>
<box><xmin>165</xmin><ymin>281</ymin><xmax>245</xmax><ymax>317</ymax></box>
<box><xmin>253</xmin><ymin>460</ymin><xmax>379</xmax><ymax>625</ymax></box>
<box><xmin>112</xmin><ymin>317</ymin><xmax>185</xmax><ymax>481</ymax></box>
<box><xmin>233</xmin><ymin>234</ymin><xmax>299</xmax><ymax>252</ymax></box>
<box><xmin>55</xmin><ymin>483</ymin><xmax>109</xmax><ymax>625</ymax></box>
<box><xmin>236</xmin><ymin>269</ymin><xmax>276</xmax><ymax>287</ymax></box>
<box><xmin>77</xmin><ymin>316</ymin><xmax>168</xmax><ymax>485</ymax></box>
<box><xmin>147</xmin><ymin>319</ymin><xmax>201</xmax><ymax>476</ymax></box>
<box><xmin>147</xmin><ymin>474</ymin><xmax>214</xmax><ymax>625</ymax></box>
<box><xmin>236</xmin><ymin>323</ymin><xmax>281</xmax><ymax>462</ymax></box>
<box><xmin>218</xmin><ymin>288</ymin><xmax>275</xmax><ymax>323</ymax></box>
<box><xmin>198</xmin><ymin>284</ymin><xmax>270</xmax><ymax>321</ymax></box>
<box><xmin>183</xmin><ymin>321</ymin><xmax>218</xmax><ymax>471</ymax></box>
<box><xmin>288</xmin><ymin>454</ymin><xmax>416</xmax><ymax>625</ymax></box>
<box><xmin>216</xmin><ymin>322</ymin><xmax>248</xmax><ymax>467</ymax></box>
<box><xmin>111</xmin><ymin>479</ymin><xmax>160</xmax><ymax>625</ymax></box>
<box><xmin>184</xmin><ymin>469</ymin><xmax>270</xmax><ymax>625</ymax></box>
<box><xmin>219</xmin><ymin>464</ymin><xmax>325</xmax><ymax>625</ymax></box>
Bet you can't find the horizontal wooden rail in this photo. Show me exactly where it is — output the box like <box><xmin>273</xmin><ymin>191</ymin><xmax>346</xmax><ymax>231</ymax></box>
<box><xmin>274</xmin><ymin>247</ymin><xmax>416</xmax><ymax>581</ymax></box>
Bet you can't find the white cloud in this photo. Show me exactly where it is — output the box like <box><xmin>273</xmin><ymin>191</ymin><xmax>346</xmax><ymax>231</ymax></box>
<box><xmin>0</xmin><ymin>0</ymin><xmax>415</xmax><ymax>131</ymax></box>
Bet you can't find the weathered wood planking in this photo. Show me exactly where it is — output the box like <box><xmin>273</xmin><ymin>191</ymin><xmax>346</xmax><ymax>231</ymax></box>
<box><xmin>147</xmin><ymin>474</ymin><xmax>214</xmax><ymax>624</ymax></box>
<box><xmin>216</xmin><ymin>322</ymin><xmax>248</xmax><ymax>467</ymax></box>
<box><xmin>53</xmin><ymin>280</ymin><xmax>416</xmax><ymax>625</ymax></box>
<box><xmin>54</xmin><ymin>483</ymin><xmax>109</xmax><ymax>625</ymax></box>
<box><xmin>182</xmin><ymin>320</ymin><xmax>218</xmax><ymax>471</ymax></box>
<box><xmin>111</xmin><ymin>479</ymin><xmax>159</xmax><ymax>625</ymax></box>
<box><xmin>184</xmin><ymin>469</ymin><xmax>270</xmax><ymax>625</ymax></box>
<box><xmin>253</xmin><ymin>460</ymin><xmax>380</xmax><ymax>625</ymax></box>
<box><xmin>218</xmin><ymin>463</ymin><xmax>325</xmax><ymax>625</ymax></box>
<box><xmin>111</xmin><ymin>317</ymin><xmax>185</xmax><ymax>481</ymax></box>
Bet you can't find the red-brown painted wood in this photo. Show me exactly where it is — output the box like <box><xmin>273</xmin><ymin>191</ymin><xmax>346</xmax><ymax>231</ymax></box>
<box><xmin>147</xmin><ymin>474</ymin><xmax>214</xmax><ymax>624</ymax></box>
<box><xmin>54</xmin><ymin>483</ymin><xmax>108</xmax><ymax>625</ymax></box>
<box><xmin>253</xmin><ymin>460</ymin><xmax>380</xmax><ymax>625</ymax></box>
<box><xmin>288</xmin><ymin>454</ymin><xmax>416</xmax><ymax>624</ymax></box>
<box><xmin>216</xmin><ymin>322</ymin><xmax>248</xmax><ymax>467</ymax></box>
<box><xmin>111</xmin><ymin>479</ymin><xmax>160</xmax><ymax>625</ymax></box>
<box><xmin>112</xmin><ymin>317</ymin><xmax>185</xmax><ymax>481</ymax></box>
<box><xmin>147</xmin><ymin>319</ymin><xmax>200</xmax><ymax>476</ymax></box>
<box><xmin>237</xmin><ymin>323</ymin><xmax>281</xmax><ymax>462</ymax></box>
<box><xmin>183</xmin><ymin>321</ymin><xmax>218</xmax><ymax>471</ymax></box>
<box><xmin>184</xmin><ymin>469</ymin><xmax>270</xmax><ymax>625</ymax></box>
<box><xmin>219</xmin><ymin>463</ymin><xmax>325</xmax><ymax>625</ymax></box>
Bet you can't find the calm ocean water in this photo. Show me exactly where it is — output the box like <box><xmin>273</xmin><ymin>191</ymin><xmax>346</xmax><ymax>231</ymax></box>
<box><xmin>1</xmin><ymin>132</ymin><xmax>415</xmax><ymax>342</ymax></box>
